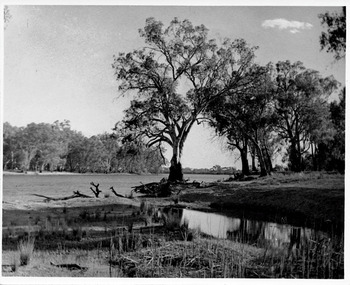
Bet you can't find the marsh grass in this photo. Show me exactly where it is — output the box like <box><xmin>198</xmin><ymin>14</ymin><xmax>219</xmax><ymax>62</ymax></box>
<box><xmin>255</xmin><ymin>234</ymin><xmax>344</xmax><ymax>278</ymax></box>
<box><xmin>18</xmin><ymin>236</ymin><xmax>35</xmax><ymax>266</ymax></box>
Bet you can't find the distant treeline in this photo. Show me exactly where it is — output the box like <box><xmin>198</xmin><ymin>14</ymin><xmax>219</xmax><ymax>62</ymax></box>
<box><xmin>3</xmin><ymin>120</ymin><xmax>165</xmax><ymax>174</ymax></box>
<box><xmin>162</xmin><ymin>166</ymin><xmax>237</xmax><ymax>175</ymax></box>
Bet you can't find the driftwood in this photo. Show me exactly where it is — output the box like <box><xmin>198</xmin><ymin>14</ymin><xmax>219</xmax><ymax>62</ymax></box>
<box><xmin>90</xmin><ymin>182</ymin><xmax>102</xmax><ymax>197</ymax></box>
<box><xmin>32</xmin><ymin>191</ymin><xmax>92</xmax><ymax>202</ymax></box>
<box><xmin>131</xmin><ymin>178</ymin><xmax>208</xmax><ymax>197</ymax></box>
<box><xmin>50</xmin><ymin>262</ymin><xmax>88</xmax><ymax>271</ymax></box>
<box><xmin>110</xmin><ymin>186</ymin><xmax>127</xmax><ymax>198</ymax></box>
<box><xmin>132</xmin><ymin>179</ymin><xmax>171</xmax><ymax>197</ymax></box>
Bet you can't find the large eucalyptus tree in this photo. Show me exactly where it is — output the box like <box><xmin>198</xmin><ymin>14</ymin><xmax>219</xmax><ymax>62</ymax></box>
<box><xmin>113</xmin><ymin>17</ymin><xmax>258</xmax><ymax>181</ymax></box>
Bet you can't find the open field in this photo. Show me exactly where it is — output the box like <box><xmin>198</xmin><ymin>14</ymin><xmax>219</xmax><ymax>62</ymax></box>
<box><xmin>2</xmin><ymin>172</ymin><xmax>345</xmax><ymax>278</ymax></box>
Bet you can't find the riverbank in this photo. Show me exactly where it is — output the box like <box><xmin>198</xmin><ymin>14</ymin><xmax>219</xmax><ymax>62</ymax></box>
<box><xmin>179</xmin><ymin>172</ymin><xmax>345</xmax><ymax>232</ymax></box>
<box><xmin>2</xmin><ymin>172</ymin><xmax>345</xmax><ymax>278</ymax></box>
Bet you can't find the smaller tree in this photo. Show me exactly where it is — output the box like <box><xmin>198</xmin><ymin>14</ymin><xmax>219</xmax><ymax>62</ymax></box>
<box><xmin>273</xmin><ymin>61</ymin><xmax>339</xmax><ymax>172</ymax></box>
<box><xmin>319</xmin><ymin>7</ymin><xmax>346</xmax><ymax>60</ymax></box>
<box><xmin>328</xmin><ymin>88</ymin><xmax>345</xmax><ymax>173</ymax></box>
<box><xmin>4</xmin><ymin>6</ymin><xmax>11</xmax><ymax>29</ymax></box>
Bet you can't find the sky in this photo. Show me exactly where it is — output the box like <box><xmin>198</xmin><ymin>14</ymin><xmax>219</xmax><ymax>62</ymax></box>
<box><xmin>2</xmin><ymin>3</ymin><xmax>346</xmax><ymax>169</ymax></box>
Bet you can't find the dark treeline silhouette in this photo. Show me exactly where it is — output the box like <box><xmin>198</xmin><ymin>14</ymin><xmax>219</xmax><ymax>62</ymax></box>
<box><xmin>3</xmin><ymin>120</ymin><xmax>165</xmax><ymax>174</ymax></box>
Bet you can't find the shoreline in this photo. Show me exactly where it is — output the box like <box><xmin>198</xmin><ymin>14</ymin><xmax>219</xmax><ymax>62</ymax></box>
<box><xmin>3</xmin><ymin>173</ymin><xmax>344</xmax><ymax>230</ymax></box>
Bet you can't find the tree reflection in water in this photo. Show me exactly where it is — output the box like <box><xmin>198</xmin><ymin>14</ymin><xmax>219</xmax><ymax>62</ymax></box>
<box><xmin>169</xmin><ymin>208</ymin><xmax>332</xmax><ymax>249</ymax></box>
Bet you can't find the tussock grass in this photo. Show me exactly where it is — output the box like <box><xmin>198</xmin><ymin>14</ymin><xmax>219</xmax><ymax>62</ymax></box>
<box><xmin>18</xmin><ymin>236</ymin><xmax>35</xmax><ymax>266</ymax></box>
<box><xmin>112</xmin><ymin>235</ymin><xmax>262</xmax><ymax>278</ymax></box>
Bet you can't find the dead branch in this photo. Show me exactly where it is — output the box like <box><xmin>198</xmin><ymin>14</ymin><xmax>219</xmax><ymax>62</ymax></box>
<box><xmin>90</xmin><ymin>182</ymin><xmax>102</xmax><ymax>198</ymax></box>
<box><xmin>110</xmin><ymin>186</ymin><xmax>126</xmax><ymax>198</ymax></box>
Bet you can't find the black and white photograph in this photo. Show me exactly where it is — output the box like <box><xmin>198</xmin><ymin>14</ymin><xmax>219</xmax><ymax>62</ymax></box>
<box><xmin>1</xmin><ymin>1</ymin><xmax>347</xmax><ymax>283</ymax></box>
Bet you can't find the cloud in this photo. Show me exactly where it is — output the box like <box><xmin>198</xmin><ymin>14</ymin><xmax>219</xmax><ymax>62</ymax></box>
<box><xmin>262</xmin><ymin>18</ymin><xmax>313</xmax><ymax>33</ymax></box>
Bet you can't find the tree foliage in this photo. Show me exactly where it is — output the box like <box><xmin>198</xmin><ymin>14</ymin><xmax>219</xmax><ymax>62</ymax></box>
<box><xmin>319</xmin><ymin>7</ymin><xmax>346</xmax><ymax>60</ymax></box>
<box><xmin>273</xmin><ymin>61</ymin><xmax>339</xmax><ymax>172</ymax></box>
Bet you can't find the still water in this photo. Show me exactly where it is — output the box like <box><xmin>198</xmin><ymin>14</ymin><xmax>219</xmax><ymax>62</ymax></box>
<box><xmin>166</xmin><ymin>208</ymin><xmax>333</xmax><ymax>249</ymax></box>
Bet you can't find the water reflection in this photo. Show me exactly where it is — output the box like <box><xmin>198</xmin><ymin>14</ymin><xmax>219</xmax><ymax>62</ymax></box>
<box><xmin>163</xmin><ymin>208</ymin><xmax>330</xmax><ymax>248</ymax></box>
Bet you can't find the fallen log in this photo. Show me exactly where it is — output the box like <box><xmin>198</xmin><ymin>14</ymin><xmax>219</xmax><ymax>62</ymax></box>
<box><xmin>50</xmin><ymin>262</ymin><xmax>88</xmax><ymax>271</ymax></box>
<box><xmin>73</xmin><ymin>191</ymin><xmax>92</xmax><ymax>198</ymax></box>
<box><xmin>32</xmin><ymin>191</ymin><xmax>92</xmax><ymax>202</ymax></box>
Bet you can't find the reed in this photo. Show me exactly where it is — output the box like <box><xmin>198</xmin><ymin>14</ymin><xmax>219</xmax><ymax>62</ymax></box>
<box><xmin>252</xmin><ymin>233</ymin><xmax>344</xmax><ymax>278</ymax></box>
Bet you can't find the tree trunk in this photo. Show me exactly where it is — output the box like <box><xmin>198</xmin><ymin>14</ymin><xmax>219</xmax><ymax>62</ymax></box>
<box><xmin>251</xmin><ymin>146</ymin><xmax>257</xmax><ymax>172</ymax></box>
<box><xmin>289</xmin><ymin>140</ymin><xmax>301</xmax><ymax>172</ymax></box>
<box><xmin>256</xmin><ymin>145</ymin><xmax>269</xmax><ymax>177</ymax></box>
<box><xmin>241</xmin><ymin>148</ymin><xmax>250</xmax><ymax>176</ymax></box>
<box><xmin>263</xmin><ymin>145</ymin><xmax>273</xmax><ymax>173</ymax></box>
<box><xmin>168</xmin><ymin>160</ymin><xmax>183</xmax><ymax>182</ymax></box>
<box><xmin>168</xmin><ymin>142</ymin><xmax>184</xmax><ymax>182</ymax></box>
